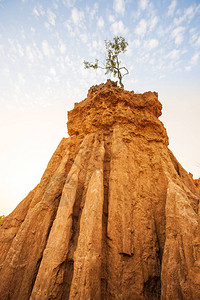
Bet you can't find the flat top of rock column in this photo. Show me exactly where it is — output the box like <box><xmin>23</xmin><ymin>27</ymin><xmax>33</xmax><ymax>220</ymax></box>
<box><xmin>67</xmin><ymin>80</ymin><xmax>168</xmax><ymax>145</ymax></box>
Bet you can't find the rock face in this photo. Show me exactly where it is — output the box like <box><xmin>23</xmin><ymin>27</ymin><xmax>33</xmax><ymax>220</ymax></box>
<box><xmin>194</xmin><ymin>178</ymin><xmax>200</xmax><ymax>195</ymax></box>
<box><xmin>0</xmin><ymin>80</ymin><xmax>200</xmax><ymax>299</ymax></box>
<box><xmin>189</xmin><ymin>173</ymin><xmax>200</xmax><ymax>195</ymax></box>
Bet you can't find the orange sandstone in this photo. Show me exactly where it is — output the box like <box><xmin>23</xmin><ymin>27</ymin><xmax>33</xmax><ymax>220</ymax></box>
<box><xmin>0</xmin><ymin>80</ymin><xmax>200</xmax><ymax>299</ymax></box>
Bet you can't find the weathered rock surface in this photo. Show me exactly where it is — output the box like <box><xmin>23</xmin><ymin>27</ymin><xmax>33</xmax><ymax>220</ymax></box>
<box><xmin>0</xmin><ymin>80</ymin><xmax>200</xmax><ymax>299</ymax></box>
<box><xmin>189</xmin><ymin>173</ymin><xmax>200</xmax><ymax>195</ymax></box>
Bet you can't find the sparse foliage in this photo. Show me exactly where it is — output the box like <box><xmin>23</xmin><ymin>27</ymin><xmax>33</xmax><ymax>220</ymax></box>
<box><xmin>84</xmin><ymin>36</ymin><xmax>129</xmax><ymax>89</ymax></box>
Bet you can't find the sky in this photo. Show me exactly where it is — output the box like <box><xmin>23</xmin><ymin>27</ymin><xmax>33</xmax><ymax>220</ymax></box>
<box><xmin>0</xmin><ymin>0</ymin><xmax>200</xmax><ymax>216</ymax></box>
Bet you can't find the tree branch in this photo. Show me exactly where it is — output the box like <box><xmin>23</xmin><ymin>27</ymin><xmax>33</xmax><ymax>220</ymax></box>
<box><xmin>119</xmin><ymin>67</ymin><xmax>129</xmax><ymax>77</ymax></box>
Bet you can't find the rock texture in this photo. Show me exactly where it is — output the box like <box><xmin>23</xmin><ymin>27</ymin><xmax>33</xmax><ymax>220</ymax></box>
<box><xmin>189</xmin><ymin>173</ymin><xmax>200</xmax><ymax>195</ymax></box>
<box><xmin>194</xmin><ymin>178</ymin><xmax>200</xmax><ymax>195</ymax></box>
<box><xmin>0</xmin><ymin>80</ymin><xmax>200</xmax><ymax>299</ymax></box>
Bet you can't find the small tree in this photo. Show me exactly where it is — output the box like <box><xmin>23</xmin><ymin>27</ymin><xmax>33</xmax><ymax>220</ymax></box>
<box><xmin>84</xmin><ymin>36</ymin><xmax>129</xmax><ymax>89</ymax></box>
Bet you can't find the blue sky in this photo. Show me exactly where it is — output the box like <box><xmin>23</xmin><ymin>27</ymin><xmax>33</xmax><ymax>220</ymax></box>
<box><xmin>0</xmin><ymin>0</ymin><xmax>200</xmax><ymax>215</ymax></box>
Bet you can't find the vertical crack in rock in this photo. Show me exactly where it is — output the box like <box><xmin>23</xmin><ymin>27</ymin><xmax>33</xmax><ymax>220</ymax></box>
<box><xmin>101</xmin><ymin>130</ymin><xmax>112</xmax><ymax>299</ymax></box>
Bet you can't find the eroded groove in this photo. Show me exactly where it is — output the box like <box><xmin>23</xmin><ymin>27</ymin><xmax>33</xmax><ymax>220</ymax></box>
<box><xmin>143</xmin><ymin>276</ymin><xmax>161</xmax><ymax>300</ymax></box>
<box><xmin>59</xmin><ymin>134</ymin><xmax>98</xmax><ymax>299</ymax></box>
<box><xmin>29</xmin><ymin>256</ymin><xmax>43</xmax><ymax>299</ymax></box>
<box><xmin>101</xmin><ymin>131</ymin><xmax>112</xmax><ymax>299</ymax></box>
<box><xmin>29</xmin><ymin>193</ymin><xmax>62</xmax><ymax>299</ymax></box>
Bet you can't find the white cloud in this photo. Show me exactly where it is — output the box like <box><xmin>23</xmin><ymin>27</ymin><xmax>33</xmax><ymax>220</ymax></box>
<box><xmin>171</xmin><ymin>26</ymin><xmax>185</xmax><ymax>45</ymax></box>
<box><xmin>110</xmin><ymin>20</ymin><xmax>128</xmax><ymax>35</ymax></box>
<box><xmin>195</xmin><ymin>37</ymin><xmax>200</xmax><ymax>47</ymax></box>
<box><xmin>21</xmin><ymin>28</ymin><xmax>26</xmax><ymax>39</ymax></box>
<box><xmin>139</xmin><ymin>0</ymin><xmax>148</xmax><ymax>10</ymax></box>
<box><xmin>8</xmin><ymin>39</ymin><xmax>24</xmax><ymax>59</ymax></box>
<box><xmin>47</xmin><ymin>10</ymin><xmax>56</xmax><ymax>26</ymax></box>
<box><xmin>80</xmin><ymin>34</ymin><xmax>88</xmax><ymax>43</ymax></box>
<box><xmin>97</xmin><ymin>16</ymin><xmax>104</xmax><ymax>28</ymax></box>
<box><xmin>62</xmin><ymin>0</ymin><xmax>76</xmax><ymax>7</ymax></box>
<box><xmin>149</xmin><ymin>16</ymin><xmax>158</xmax><ymax>31</ymax></box>
<box><xmin>190</xmin><ymin>52</ymin><xmax>199</xmax><ymax>65</ymax></box>
<box><xmin>42</xmin><ymin>40</ymin><xmax>54</xmax><ymax>57</ymax></box>
<box><xmin>174</xmin><ymin>4</ymin><xmax>199</xmax><ymax>26</ymax></box>
<box><xmin>108</xmin><ymin>15</ymin><xmax>115</xmax><ymax>23</ymax></box>
<box><xmin>168</xmin><ymin>0</ymin><xmax>177</xmax><ymax>16</ymax></box>
<box><xmin>58</xmin><ymin>39</ymin><xmax>66</xmax><ymax>54</ymax></box>
<box><xmin>26</xmin><ymin>45</ymin><xmax>34</xmax><ymax>62</ymax></box>
<box><xmin>33</xmin><ymin>5</ymin><xmax>45</xmax><ymax>17</ymax></box>
<box><xmin>189</xmin><ymin>29</ymin><xmax>200</xmax><ymax>48</ymax></box>
<box><xmin>113</xmin><ymin>0</ymin><xmax>125</xmax><ymax>15</ymax></box>
<box><xmin>25</xmin><ymin>43</ymin><xmax>43</xmax><ymax>63</ymax></box>
<box><xmin>133</xmin><ymin>39</ymin><xmax>141</xmax><ymax>48</ymax></box>
<box><xmin>17</xmin><ymin>43</ymin><xmax>24</xmax><ymax>57</ymax></box>
<box><xmin>135</xmin><ymin>19</ymin><xmax>147</xmax><ymax>37</ymax></box>
<box><xmin>88</xmin><ymin>2</ymin><xmax>98</xmax><ymax>20</ymax></box>
<box><xmin>33</xmin><ymin>7</ymin><xmax>40</xmax><ymax>17</ymax></box>
<box><xmin>185</xmin><ymin>52</ymin><xmax>199</xmax><ymax>71</ymax></box>
<box><xmin>65</xmin><ymin>22</ymin><xmax>75</xmax><ymax>36</ymax></box>
<box><xmin>144</xmin><ymin>39</ymin><xmax>159</xmax><ymax>50</ymax></box>
<box><xmin>166</xmin><ymin>49</ymin><xmax>180</xmax><ymax>60</ymax></box>
<box><xmin>92</xmin><ymin>40</ymin><xmax>98</xmax><ymax>49</ymax></box>
<box><xmin>71</xmin><ymin>7</ymin><xmax>84</xmax><ymax>26</ymax></box>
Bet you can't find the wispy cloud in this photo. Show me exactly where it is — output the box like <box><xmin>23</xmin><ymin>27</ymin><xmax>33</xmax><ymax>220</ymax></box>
<box><xmin>108</xmin><ymin>15</ymin><xmax>115</xmax><ymax>23</ymax></box>
<box><xmin>139</xmin><ymin>0</ymin><xmax>148</xmax><ymax>11</ymax></box>
<box><xmin>42</xmin><ymin>40</ymin><xmax>54</xmax><ymax>57</ymax></box>
<box><xmin>87</xmin><ymin>2</ymin><xmax>98</xmax><ymax>20</ymax></box>
<box><xmin>171</xmin><ymin>26</ymin><xmax>185</xmax><ymax>45</ymax></box>
<box><xmin>189</xmin><ymin>29</ymin><xmax>200</xmax><ymax>48</ymax></box>
<box><xmin>47</xmin><ymin>10</ymin><xmax>56</xmax><ymax>26</ymax></box>
<box><xmin>62</xmin><ymin>0</ymin><xmax>76</xmax><ymax>8</ymax></box>
<box><xmin>80</xmin><ymin>33</ymin><xmax>88</xmax><ymax>43</ymax></box>
<box><xmin>190</xmin><ymin>52</ymin><xmax>199</xmax><ymax>65</ymax></box>
<box><xmin>149</xmin><ymin>16</ymin><xmax>158</xmax><ymax>31</ymax></box>
<box><xmin>71</xmin><ymin>7</ymin><xmax>84</xmax><ymax>26</ymax></box>
<box><xmin>144</xmin><ymin>39</ymin><xmax>159</xmax><ymax>50</ymax></box>
<box><xmin>135</xmin><ymin>19</ymin><xmax>147</xmax><ymax>37</ymax></box>
<box><xmin>113</xmin><ymin>0</ymin><xmax>125</xmax><ymax>15</ymax></box>
<box><xmin>110</xmin><ymin>20</ymin><xmax>128</xmax><ymax>35</ymax></box>
<box><xmin>33</xmin><ymin>5</ymin><xmax>45</xmax><ymax>17</ymax></box>
<box><xmin>174</xmin><ymin>4</ymin><xmax>200</xmax><ymax>25</ymax></box>
<box><xmin>166</xmin><ymin>49</ymin><xmax>181</xmax><ymax>60</ymax></box>
<box><xmin>26</xmin><ymin>43</ymin><xmax>43</xmax><ymax>63</ymax></box>
<box><xmin>97</xmin><ymin>16</ymin><xmax>104</xmax><ymax>28</ymax></box>
<box><xmin>167</xmin><ymin>0</ymin><xmax>177</xmax><ymax>17</ymax></box>
<box><xmin>58</xmin><ymin>39</ymin><xmax>66</xmax><ymax>54</ymax></box>
<box><xmin>26</xmin><ymin>45</ymin><xmax>34</xmax><ymax>62</ymax></box>
<box><xmin>8</xmin><ymin>39</ymin><xmax>24</xmax><ymax>61</ymax></box>
<box><xmin>185</xmin><ymin>52</ymin><xmax>199</xmax><ymax>71</ymax></box>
